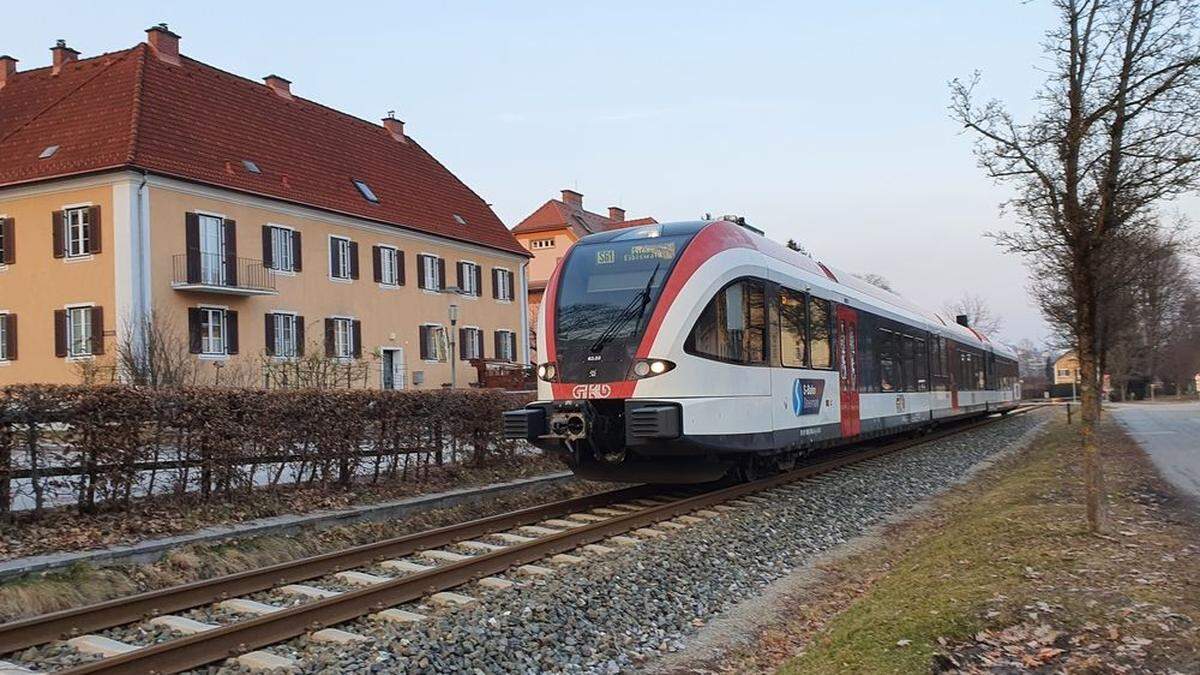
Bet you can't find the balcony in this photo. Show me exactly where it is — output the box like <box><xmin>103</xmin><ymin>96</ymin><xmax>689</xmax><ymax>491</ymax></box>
<box><xmin>172</xmin><ymin>251</ymin><xmax>277</xmax><ymax>296</ymax></box>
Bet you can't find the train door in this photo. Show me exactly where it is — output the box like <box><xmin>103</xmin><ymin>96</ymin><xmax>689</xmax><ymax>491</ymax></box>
<box><xmin>947</xmin><ymin>340</ymin><xmax>959</xmax><ymax>409</ymax></box>
<box><xmin>836</xmin><ymin>305</ymin><xmax>861</xmax><ymax>436</ymax></box>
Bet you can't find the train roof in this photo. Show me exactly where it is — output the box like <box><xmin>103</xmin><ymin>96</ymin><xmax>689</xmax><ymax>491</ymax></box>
<box><xmin>575</xmin><ymin>219</ymin><xmax>1015</xmax><ymax>360</ymax></box>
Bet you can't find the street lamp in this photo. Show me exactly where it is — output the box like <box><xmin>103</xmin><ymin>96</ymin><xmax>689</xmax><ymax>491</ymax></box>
<box><xmin>448</xmin><ymin>301</ymin><xmax>459</xmax><ymax>388</ymax></box>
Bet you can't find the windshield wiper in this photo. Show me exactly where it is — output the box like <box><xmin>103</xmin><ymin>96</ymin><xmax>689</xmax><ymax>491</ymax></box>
<box><xmin>589</xmin><ymin>263</ymin><xmax>660</xmax><ymax>353</ymax></box>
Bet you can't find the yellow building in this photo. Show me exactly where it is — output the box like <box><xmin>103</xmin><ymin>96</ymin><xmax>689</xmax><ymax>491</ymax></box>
<box><xmin>1052</xmin><ymin>351</ymin><xmax>1081</xmax><ymax>385</ymax></box>
<box><xmin>0</xmin><ymin>26</ymin><xmax>529</xmax><ymax>388</ymax></box>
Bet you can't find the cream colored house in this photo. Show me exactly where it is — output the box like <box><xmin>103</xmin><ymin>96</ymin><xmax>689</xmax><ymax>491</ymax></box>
<box><xmin>1052</xmin><ymin>351</ymin><xmax>1081</xmax><ymax>385</ymax></box>
<box><xmin>0</xmin><ymin>26</ymin><xmax>529</xmax><ymax>388</ymax></box>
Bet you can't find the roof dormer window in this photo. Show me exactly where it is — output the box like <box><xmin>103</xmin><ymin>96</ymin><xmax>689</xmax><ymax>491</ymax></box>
<box><xmin>242</xmin><ymin>159</ymin><xmax>261</xmax><ymax>174</ymax></box>
<box><xmin>353</xmin><ymin>179</ymin><xmax>379</xmax><ymax>203</ymax></box>
<box><xmin>453</xmin><ymin>214</ymin><xmax>466</xmax><ymax>225</ymax></box>
<box><xmin>39</xmin><ymin>145</ymin><xmax>59</xmax><ymax>159</ymax></box>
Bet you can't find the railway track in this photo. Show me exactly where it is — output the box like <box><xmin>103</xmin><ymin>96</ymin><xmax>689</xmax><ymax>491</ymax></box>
<box><xmin>0</xmin><ymin>407</ymin><xmax>1032</xmax><ymax>674</ymax></box>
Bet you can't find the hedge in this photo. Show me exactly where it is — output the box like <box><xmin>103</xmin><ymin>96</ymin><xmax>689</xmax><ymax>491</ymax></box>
<box><xmin>0</xmin><ymin>385</ymin><xmax>534</xmax><ymax>519</ymax></box>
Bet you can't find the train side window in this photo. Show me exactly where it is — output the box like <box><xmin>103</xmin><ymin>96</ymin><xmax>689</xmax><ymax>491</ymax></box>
<box><xmin>688</xmin><ymin>279</ymin><xmax>767</xmax><ymax>365</ymax></box>
<box><xmin>900</xmin><ymin>334</ymin><xmax>916</xmax><ymax>392</ymax></box>
<box><xmin>915</xmin><ymin>337</ymin><xmax>929</xmax><ymax>391</ymax></box>
<box><xmin>857</xmin><ymin>312</ymin><xmax>879</xmax><ymax>392</ymax></box>
<box><xmin>778</xmin><ymin>287</ymin><xmax>807</xmax><ymax>367</ymax></box>
<box><xmin>808</xmin><ymin>296</ymin><xmax>833</xmax><ymax>369</ymax></box>
<box><xmin>879</xmin><ymin>328</ymin><xmax>899</xmax><ymax>392</ymax></box>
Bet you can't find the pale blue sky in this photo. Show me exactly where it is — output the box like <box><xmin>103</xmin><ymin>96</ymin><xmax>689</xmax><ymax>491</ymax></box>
<box><xmin>10</xmin><ymin>1</ymin><xmax>1188</xmax><ymax>345</ymax></box>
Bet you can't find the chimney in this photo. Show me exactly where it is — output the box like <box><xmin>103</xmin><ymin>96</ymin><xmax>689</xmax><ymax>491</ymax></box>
<box><xmin>146</xmin><ymin>24</ymin><xmax>180</xmax><ymax>65</ymax></box>
<box><xmin>561</xmin><ymin>189</ymin><xmax>583</xmax><ymax>209</ymax></box>
<box><xmin>263</xmin><ymin>74</ymin><xmax>292</xmax><ymax>100</ymax></box>
<box><xmin>50</xmin><ymin>40</ymin><xmax>79</xmax><ymax>75</ymax></box>
<box><xmin>382</xmin><ymin>114</ymin><xmax>407</xmax><ymax>143</ymax></box>
<box><xmin>955</xmin><ymin>314</ymin><xmax>970</xmax><ymax>328</ymax></box>
<box><xmin>0</xmin><ymin>56</ymin><xmax>16</xmax><ymax>90</ymax></box>
<box><xmin>607</xmin><ymin>206</ymin><xmax>625</xmax><ymax>222</ymax></box>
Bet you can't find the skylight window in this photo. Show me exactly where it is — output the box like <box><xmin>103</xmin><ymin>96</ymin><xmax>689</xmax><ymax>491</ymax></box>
<box><xmin>39</xmin><ymin>145</ymin><xmax>59</xmax><ymax>159</ymax></box>
<box><xmin>353</xmin><ymin>179</ymin><xmax>379</xmax><ymax>203</ymax></box>
<box><xmin>453</xmin><ymin>214</ymin><xmax>466</xmax><ymax>225</ymax></box>
<box><xmin>242</xmin><ymin>159</ymin><xmax>261</xmax><ymax>174</ymax></box>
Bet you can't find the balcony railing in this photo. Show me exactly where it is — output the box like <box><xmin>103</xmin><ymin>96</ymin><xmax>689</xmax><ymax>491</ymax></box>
<box><xmin>172</xmin><ymin>251</ymin><xmax>277</xmax><ymax>296</ymax></box>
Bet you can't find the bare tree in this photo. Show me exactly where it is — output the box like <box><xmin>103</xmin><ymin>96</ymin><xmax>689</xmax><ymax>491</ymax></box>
<box><xmin>942</xmin><ymin>293</ymin><xmax>1004</xmax><ymax>337</ymax></box>
<box><xmin>117</xmin><ymin>309</ymin><xmax>197</xmax><ymax>387</ymax></box>
<box><xmin>951</xmin><ymin>0</ymin><xmax>1200</xmax><ymax>532</ymax></box>
<box><xmin>854</xmin><ymin>273</ymin><xmax>897</xmax><ymax>293</ymax></box>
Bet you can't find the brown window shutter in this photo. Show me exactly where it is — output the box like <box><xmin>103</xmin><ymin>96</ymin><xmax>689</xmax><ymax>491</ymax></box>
<box><xmin>88</xmin><ymin>205</ymin><xmax>102</xmax><ymax>254</ymax></box>
<box><xmin>225</xmin><ymin>310</ymin><xmax>239</xmax><ymax>354</ymax></box>
<box><xmin>473</xmin><ymin>265</ymin><xmax>482</xmax><ymax>296</ymax></box>
<box><xmin>419</xmin><ymin>326</ymin><xmax>430</xmax><ymax>360</ymax></box>
<box><xmin>459</xmin><ymin>327</ymin><xmax>468</xmax><ymax>360</ymax></box>
<box><xmin>185</xmin><ymin>213</ymin><xmax>200</xmax><ymax>283</ymax></box>
<box><xmin>52</xmin><ymin>211</ymin><xmax>65</xmax><ymax>258</ymax></box>
<box><xmin>89</xmin><ymin>306</ymin><xmax>105</xmax><ymax>355</ymax></box>
<box><xmin>493</xmin><ymin>331</ymin><xmax>502</xmax><ymax>360</ymax></box>
<box><xmin>324</xmin><ymin>318</ymin><xmax>335</xmax><ymax>357</ymax></box>
<box><xmin>4</xmin><ymin>313</ymin><xmax>16</xmax><ymax>360</ymax></box>
<box><xmin>187</xmin><ymin>307</ymin><xmax>202</xmax><ymax>354</ymax></box>
<box><xmin>329</xmin><ymin>239</ymin><xmax>339</xmax><ymax>277</ymax></box>
<box><xmin>261</xmin><ymin>226</ymin><xmax>274</xmax><ymax>269</ymax></box>
<box><xmin>437</xmin><ymin>258</ymin><xmax>446</xmax><ymax>289</ymax></box>
<box><xmin>397</xmin><ymin>250</ymin><xmax>406</xmax><ymax>285</ymax></box>
<box><xmin>1</xmin><ymin>218</ymin><xmax>14</xmax><ymax>265</ymax></box>
<box><xmin>372</xmin><ymin>245</ymin><xmax>383</xmax><ymax>283</ymax></box>
<box><xmin>492</xmin><ymin>269</ymin><xmax>500</xmax><ymax>299</ymax></box>
<box><xmin>292</xmin><ymin>231</ymin><xmax>303</xmax><ymax>271</ymax></box>
<box><xmin>295</xmin><ymin>316</ymin><xmax>306</xmax><ymax>356</ymax></box>
<box><xmin>416</xmin><ymin>255</ymin><xmax>427</xmax><ymax>289</ymax></box>
<box><xmin>264</xmin><ymin>313</ymin><xmax>276</xmax><ymax>356</ymax></box>
<box><xmin>456</xmin><ymin>261</ymin><xmax>464</xmax><ymax>289</ymax></box>
<box><xmin>507</xmin><ymin>271</ymin><xmax>515</xmax><ymax>301</ymax></box>
<box><xmin>352</xmin><ymin>319</ymin><xmax>362</xmax><ymax>358</ymax></box>
<box><xmin>223</xmin><ymin>219</ymin><xmax>238</xmax><ymax>286</ymax></box>
<box><xmin>349</xmin><ymin>241</ymin><xmax>360</xmax><ymax>280</ymax></box>
<box><xmin>54</xmin><ymin>309</ymin><xmax>67</xmax><ymax>357</ymax></box>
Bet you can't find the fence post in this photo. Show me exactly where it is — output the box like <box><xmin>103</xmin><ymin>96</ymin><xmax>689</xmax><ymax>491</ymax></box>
<box><xmin>1066</xmin><ymin>402</ymin><xmax>1072</xmax><ymax>425</ymax></box>
<box><xmin>0</xmin><ymin>417</ymin><xmax>11</xmax><ymax>521</ymax></box>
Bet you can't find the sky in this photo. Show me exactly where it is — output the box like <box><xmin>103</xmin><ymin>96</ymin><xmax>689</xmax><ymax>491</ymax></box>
<box><xmin>6</xmin><ymin>1</ymin><xmax>1196</xmax><ymax>346</ymax></box>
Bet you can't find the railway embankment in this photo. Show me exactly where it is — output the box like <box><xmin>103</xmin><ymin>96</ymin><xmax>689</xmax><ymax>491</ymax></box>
<box><xmin>683</xmin><ymin>409</ymin><xmax>1200</xmax><ymax>674</ymax></box>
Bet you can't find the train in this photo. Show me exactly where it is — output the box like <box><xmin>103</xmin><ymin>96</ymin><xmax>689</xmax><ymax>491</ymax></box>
<box><xmin>503</xmin><ymin>218</ymin><xmax>1020</xmax><ymax>483</ymax></box>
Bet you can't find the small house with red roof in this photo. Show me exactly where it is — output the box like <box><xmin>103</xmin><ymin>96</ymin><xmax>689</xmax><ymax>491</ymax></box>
<box><xmin>0</xmin><ymin>26</ymin><xmax>530</xmax><ymax>387</ymax></box>
<box><xmin>511</xmin><ymin>189</ymin><xmax>655</xmax><ymax>350</ymax></box>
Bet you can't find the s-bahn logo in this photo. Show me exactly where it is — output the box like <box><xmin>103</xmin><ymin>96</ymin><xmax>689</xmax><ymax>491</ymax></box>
<box><xmin>572</xmin><ymin>383</ymin><xmax>613</xmax><ymax>399</ymax></box>
<box><xmin>792</xmin><ymin>378</ymin><xmax>824</xmax><ymax>416</ymax></box>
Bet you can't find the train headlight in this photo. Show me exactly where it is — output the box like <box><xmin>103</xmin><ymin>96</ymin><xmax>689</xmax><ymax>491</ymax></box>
<box><xmin>632</xmin><ymin>359</ymin><xmax>675</xmax><ymax>378</ymax></box>
<box><xmin>537</xmin><ymin>363</ymin><xmax>558</xmax><ymax>381</ymax></box>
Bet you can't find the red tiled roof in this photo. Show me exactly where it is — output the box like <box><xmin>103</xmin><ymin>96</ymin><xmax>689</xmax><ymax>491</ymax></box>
<box><xmin>512</xmin><ymin>198</ymin><xmax>656</xmax><ymax>238</ymax></box>
<box><xmin>0</xmin><ymin>44</ymin><xmax>528</xmax><ymax>257</ymax></box>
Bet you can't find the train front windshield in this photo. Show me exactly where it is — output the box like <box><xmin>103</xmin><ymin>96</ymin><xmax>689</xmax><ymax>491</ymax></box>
<box><xmin>554</xmin><ymin>234</ymin><xmax>690</xmax><ymax>381</ymax></box>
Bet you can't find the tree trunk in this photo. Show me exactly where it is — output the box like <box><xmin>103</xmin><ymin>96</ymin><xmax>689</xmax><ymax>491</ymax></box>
<box><xmin>1075</xmin><ymin>271</ymin><xmax>1106</xmax><ymax>534</ymax></box>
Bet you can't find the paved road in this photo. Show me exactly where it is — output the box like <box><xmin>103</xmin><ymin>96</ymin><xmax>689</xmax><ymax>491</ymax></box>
<box><xmin>1110</xmin><ymin>401</ymin><xmax>1200</xmax><ymax>501</ymax></box>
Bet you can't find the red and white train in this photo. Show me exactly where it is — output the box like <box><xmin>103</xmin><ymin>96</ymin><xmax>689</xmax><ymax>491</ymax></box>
<box><xmin>504</xmin><ymin>218</ymin><xmax>1020</xmax><ymax>483</ymax></box>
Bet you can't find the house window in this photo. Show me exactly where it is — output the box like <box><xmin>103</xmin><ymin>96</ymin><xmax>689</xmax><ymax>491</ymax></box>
<box><xmin>270</xmin><ymin>227</ymin><xmax>295</xmax><ymax>272</ymax></box>
<box><xmin>331</xmin><ymin>236</ymin><xmax>352</xmax><ymax>280</ymax></box>
<box><xmin>530</xmin><ymin>238</ymin><xmax>555</xmax><ymax>250</ymax></box>
<box><xmin>494</xmin><ymin>330</ymin><xmax>517</xmax><ymax>362</ymax></box>
<box><xmin>494</xmin><ymin>268</ymin><xmax>514</xmax><ymax>301</ymax></box>
<box><xmin>461</xmin><ymin>327</ymin><xmax>483</xmax><ymax>360</ymax></box>
<box><xmin>274</xmin><ymin>313</ymin><xmax>298</xmax><ymax>357</ymax></box>
<box><xmin>200</xmin><ymin>308</ymin><xmax>227</xmax><ymax>356</ymax></box>
<box><xmin>333</xmin><ymin>318</ymin><xmax>354</xmax><ymax>358</ymax></box>
<box><xmin>65</xmin><ymin>207</ymin><xmax>91</xmax><ymax>258</ymax></box>
<box><xmin>198</xmin><ymin>214</ymin><xmax>226</xmax><ymax>284</ymax></box>
<box><xmin>458</xmin><ymin>261</ymin><xmax>481</xmax><ymax>296</ymax></box>
<box><xmin>420</xmin><ymin>324</ymin><xmax>446</xmax><ymax>362</ymax></box>
<box><xmin>66</xmin><ymin>306</ymin><xmax>93</xmax><ymax>357</ymax></box>
<box><xmin>379</xmin><ymin>246</ymin><xmax>400</xmax><ymax>286</ymax></box>
<box><xmin>353</xmin><ymin>179</ymin><xmax>379</xmax><ymax>203</ymax></box>
<box><xmin>421</xmin><ymin>255</ymin><xmax>442</xmax><ymax>291</ymax></box>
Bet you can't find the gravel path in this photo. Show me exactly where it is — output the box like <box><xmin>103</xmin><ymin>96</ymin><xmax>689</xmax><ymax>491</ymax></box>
<box><xmin>192</xmin><ymin>410</ymin><xmax>1048</xmax><ymax>675</ymax></box>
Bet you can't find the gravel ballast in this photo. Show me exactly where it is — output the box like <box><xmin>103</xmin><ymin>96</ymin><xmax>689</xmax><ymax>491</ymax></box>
<box><xmin>194</xmin><ymin>410</ymin><xmax>1049</xmax><ymax>675</ymax></box>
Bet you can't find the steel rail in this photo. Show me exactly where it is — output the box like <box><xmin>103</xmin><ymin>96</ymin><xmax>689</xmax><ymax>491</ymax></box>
<box><xmin>57</xmin><ymin>407</ymin><xmax>1033</xmax><ymax>675</ymax></box>
<box><xmin>0</xmin><ymin>484</ymin><xmax>659</xmax><ymax>655</ymax></box>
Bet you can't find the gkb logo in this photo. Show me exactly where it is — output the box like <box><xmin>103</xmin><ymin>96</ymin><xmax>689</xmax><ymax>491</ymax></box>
<box><xmin>791</xmin><ymin>378</ymin><xmax>824</xmax><ymax>416</ymax></box>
